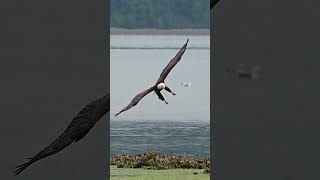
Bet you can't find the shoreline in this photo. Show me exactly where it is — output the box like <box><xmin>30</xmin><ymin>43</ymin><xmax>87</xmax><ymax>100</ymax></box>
<box><xmin>110</xmin><ymin>28</ymin><xmax>210</xmax><ymax>36</ymax></box>
<box><xmin>111</xmin><ymin>150</ymin><xmax>210</xmax><ymax>171</ymax></box>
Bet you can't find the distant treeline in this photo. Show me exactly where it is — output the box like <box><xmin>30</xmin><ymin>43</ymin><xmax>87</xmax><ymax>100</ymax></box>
<box><xmin>110</xmin><ymin>0</ymin><xmax>210</xmax><ymax>29</ymax></box>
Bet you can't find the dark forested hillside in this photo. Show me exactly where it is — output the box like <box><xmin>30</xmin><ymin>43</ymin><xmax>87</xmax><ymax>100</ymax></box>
<box><xmin>110</xmin><ymin>0</ymin><xmax>210</xmax><ymax>29</ymax></box>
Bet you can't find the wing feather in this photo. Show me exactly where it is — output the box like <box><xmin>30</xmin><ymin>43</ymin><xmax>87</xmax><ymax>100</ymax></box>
<box><xmin>156</xmin><ymin>39</ymin><xmax>189</xmax><ymax>84</ymax></box>
<box><xmin>115</xmin><ymin>87</ymin><xmax>154</xmax><ymax>117</ymax></box>
<box><xmin>13</xmin><ymin>93</ymin><xmax>110</xmax><ymax>175</ymax></box>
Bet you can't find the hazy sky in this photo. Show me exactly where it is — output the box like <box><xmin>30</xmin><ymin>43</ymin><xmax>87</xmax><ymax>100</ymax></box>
<box><xmin>111</xmin><ymin>35</ymin><xmax>210</xmax><ymax>121</ymax></box>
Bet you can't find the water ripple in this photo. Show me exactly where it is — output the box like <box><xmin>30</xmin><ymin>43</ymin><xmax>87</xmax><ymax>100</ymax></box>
<box><xmin>110</xmin><ymin>120</ymin><xmax>210</xmax><ymax>158</ymax></box>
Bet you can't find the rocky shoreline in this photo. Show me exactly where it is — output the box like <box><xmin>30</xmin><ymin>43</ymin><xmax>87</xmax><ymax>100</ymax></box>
<box><xmin>111</xmin><ymin>150</ymin><xmax>210</xmax><ymax>173</ymax></box>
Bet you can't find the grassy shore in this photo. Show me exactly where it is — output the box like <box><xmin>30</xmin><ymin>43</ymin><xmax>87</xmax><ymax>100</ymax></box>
<box><xmin>110</xmin><ymin>165</ymin><xmax>210</xmax><ymax>180</ymax></box>
<box><xmin>110</xmin><ymin>150</ymin><xmax>210</xmax><ymax>180</ymax></box>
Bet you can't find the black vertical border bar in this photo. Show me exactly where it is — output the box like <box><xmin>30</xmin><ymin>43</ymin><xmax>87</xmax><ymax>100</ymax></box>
<box><xmin>0</xmin><ymin>0</ymin><xmax>109</xmax><ymax>179</ymax></box>
<box><xmin>211</xmin><ymin>0</ymin><xmax>320</xmax><ymax>179</ymax></box>
<box><xmin>210</xmin><ymin>2</ymin><xmax>216</xmax><ymax>180</ymax></box>
<box><xmin>105</xmin><ymin>0</ymin><xmax>110</xmax><ymax>178</ymax></box>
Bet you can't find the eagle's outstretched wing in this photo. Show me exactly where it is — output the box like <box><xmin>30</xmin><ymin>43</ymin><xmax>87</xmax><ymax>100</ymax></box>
<box><xmin>211</xmin><ymin>0</ymin><xmax>220</xmax><ymax>9</ymax></box>
<box><xmin>115</xmin><ymin>87</ymin><xmax>154</xmax><ymax>117</ymax></box>
<box><xmin>155</xmin><ymin>39</ymin><xmax>189</xmax><ymax>85</ymax></box>
<box><xmin>13</xmin><ymin>93</ymin><xmax>110</xmax><ymax>175</ymax></box>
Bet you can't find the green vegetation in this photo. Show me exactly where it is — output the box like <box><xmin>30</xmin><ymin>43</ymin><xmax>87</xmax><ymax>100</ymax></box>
<box><xmin>111</xmin><ymin>150</ymin><xmax>210</xmax><ymax>170</ymax></box>
<box><xmin>110</xmin><ymin>166</ymin><xmax>210</xmax><ymax>180</ymax></box>
<box><xmin>111</xmin><ymin>0</ymin><xmax>210</xmax><ymax>29</ymax></box>
<box><xmin>110</xmin><ymin>150</ymin><xmax>210</xmax><ymax>180</ymax></box>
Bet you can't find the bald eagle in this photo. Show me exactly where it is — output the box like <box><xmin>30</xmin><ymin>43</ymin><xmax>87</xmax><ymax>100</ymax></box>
<box><xmin>115</xmin><ymin>39</ymin><xmax>189</xmax><ymax>117</ymax></box>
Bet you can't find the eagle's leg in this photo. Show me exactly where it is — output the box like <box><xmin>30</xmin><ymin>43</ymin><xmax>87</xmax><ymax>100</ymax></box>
<box><xmin>165</xmin><ymin>86</ymin><xmax>176</xmax><ymax>96</ymax></box>
<box><xmin>155</xmin><ymin>90</ymin><xmax>168</xmax><ymax>104</ymax></box>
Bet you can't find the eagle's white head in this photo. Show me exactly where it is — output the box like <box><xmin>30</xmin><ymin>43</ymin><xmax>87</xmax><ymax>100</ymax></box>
<box><xmin>157</xmin><ymin>83</ymin><xmax>166</xmax><ymax>90</ymax></box>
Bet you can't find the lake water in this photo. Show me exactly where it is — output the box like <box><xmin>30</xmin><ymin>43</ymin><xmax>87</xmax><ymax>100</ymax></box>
<box><xmin>110</xmin><ymin>34</ymin><xmax>210</xmax><ymax>158</ymax></box>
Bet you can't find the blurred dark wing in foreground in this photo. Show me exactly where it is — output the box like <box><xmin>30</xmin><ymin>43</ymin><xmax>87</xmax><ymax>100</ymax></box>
<box><xmin>13</xmin><ymin>93</ymin><xmax>110</xmax><ymax>175</ymax></box>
